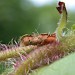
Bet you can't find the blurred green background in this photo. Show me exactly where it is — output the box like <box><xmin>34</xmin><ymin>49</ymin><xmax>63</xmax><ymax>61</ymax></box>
<box><xmin>0</xmin><ymin>0</ymin><xmax>75</xmax><ymax>43</ymax></box>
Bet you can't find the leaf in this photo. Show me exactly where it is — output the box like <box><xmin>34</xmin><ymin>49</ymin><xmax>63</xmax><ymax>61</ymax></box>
<box><xmin>0</xmin><ymin>62</ymin><xmax>6</xmax><ymax>74</ymax></box>
<box><xmin>71</xmin><ymin>24</ymin><xmax>75</xmax><ymax>30</ymax></box>
<box><xmin>30</xmin><ymin>53</ymin><xmax>75</xmax><ymax>75</ymax></box>
<box><xmin>56</xmin><ymin>1</ymin><xmax>67</xmax><ymax>39</ymax></box>
<box><xmin>1</xmin><ymin>67</ymin><xmax>14</xmax><ymax>75</ymax></box>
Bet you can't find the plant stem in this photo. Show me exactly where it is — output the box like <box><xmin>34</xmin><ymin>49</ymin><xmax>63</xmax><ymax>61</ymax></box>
<box><xmin>0</xmin><ymin>45</ymin><xmax>36</xmax><ymax>61</ymax></box>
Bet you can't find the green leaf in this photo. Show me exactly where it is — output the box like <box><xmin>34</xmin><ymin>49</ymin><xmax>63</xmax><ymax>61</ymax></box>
<box><xmin>0</xmin><ymin>62</ymin><xmax>6</xmax><ymax>74</ymax></box>
<box><xmin>1</xmin><ymin>67</ymin><xmax>14</xmax><ymax>75</ymax></box>
<box><xmin>71</xmin><ymin>24</ymin><xmax>75</xmax><ymax>30</ymax></box>
<box><xmin>30</xmin><ymin>53</ymin><xmax>75</xmax><ymax>75</ymax></box>
<box><xmin>56</xmin><ymin>2</ymin><xmax>67</xmax><ymax>39</ymax></box>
